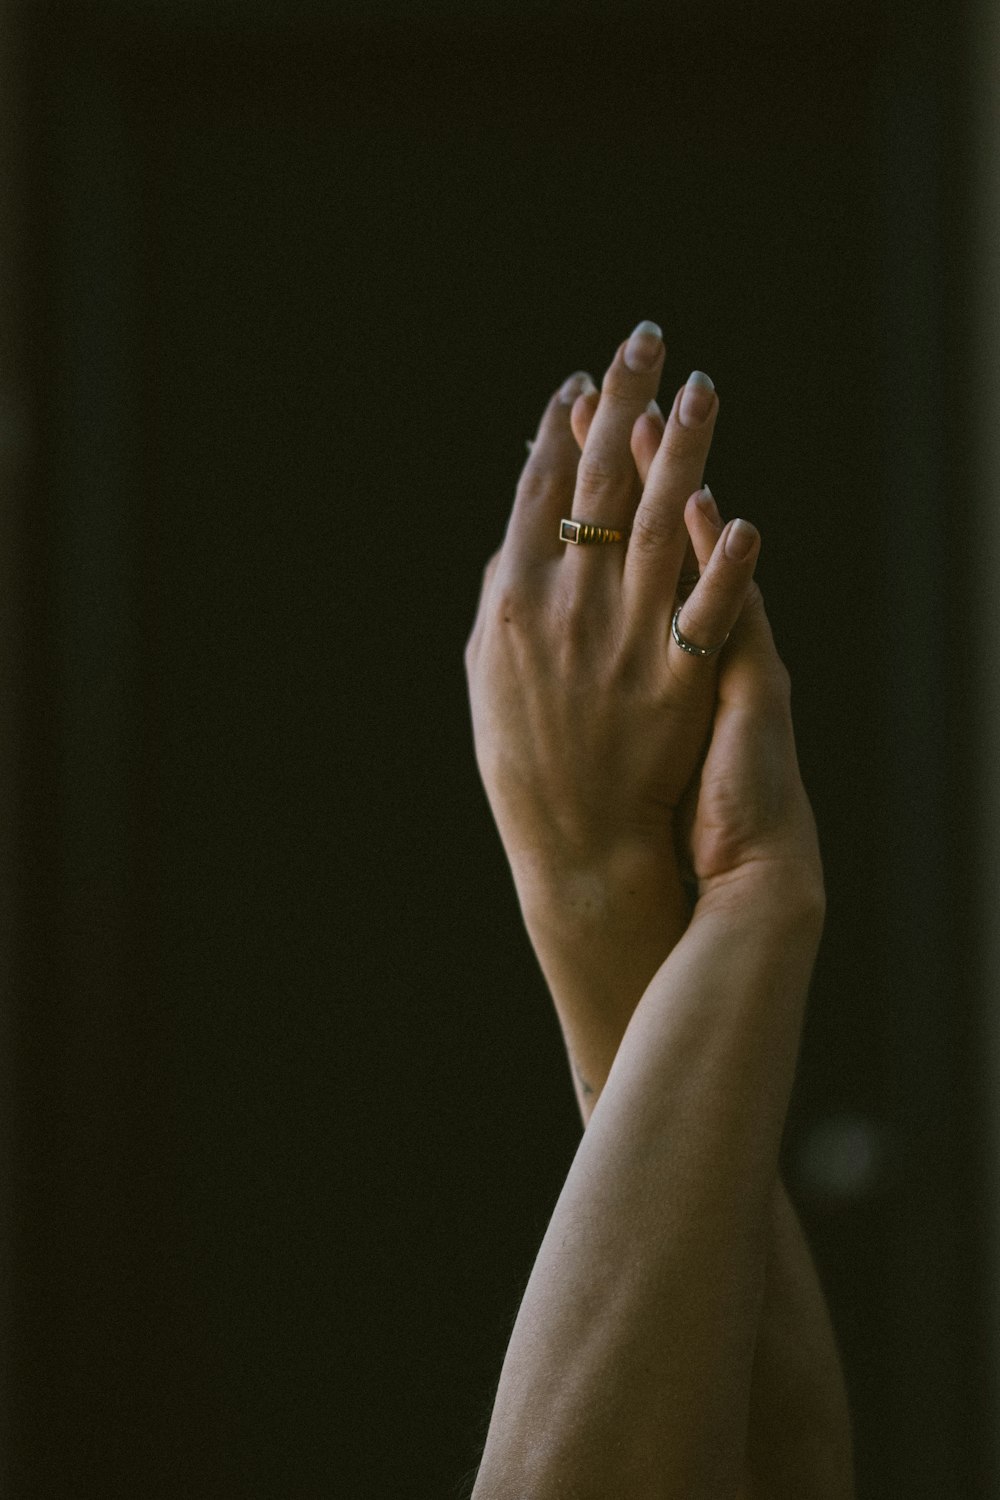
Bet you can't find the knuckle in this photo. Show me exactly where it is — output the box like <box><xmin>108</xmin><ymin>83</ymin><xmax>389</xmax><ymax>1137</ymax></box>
<box><xmin>493</xmin><ymin>578</ymin><xmax>529</xmax><ymax>625</ymax></box>
<box><xmin>575</xmin><ymin>447</ymin><xmax>619</xmax><ymax>496</ymax></box>
<box><xmin>492</xmin><ymin>568</ymin><xmax>550</xmax><ymax>632</ymax></box>
<box><xmin>660</xmin><ymin>423</ymin><xmax>702</xmax><ymax>462</ymax></box>
<box><xmin>630</xmin><ymin>504</ymin><xmax>681</xmax><ymax>554</ymax></box>
<box><xmin>473</xmin><ymin>556</ymin><xmax>536</xmax><ymax>637</ymax></box>
<box><xmin>598</xmin><ymin>374</ymin><xmax>637</xmax><ymax>408</ymax></box>
<box><xmin>516</xmin><ymin>463</ymin><xmax>554</xmax><ymax>505</ymax></box>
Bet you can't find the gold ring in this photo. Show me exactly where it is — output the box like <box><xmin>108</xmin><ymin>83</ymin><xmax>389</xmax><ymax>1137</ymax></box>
<box><xmin>559</xmin><ymin>518</ymin><xmax>628</xmax><ymax>545</ymax></box>
<box><xmin>671</xmin><ymin>605</ymin><xmax>729</xmax><ymax>658</ymax></box>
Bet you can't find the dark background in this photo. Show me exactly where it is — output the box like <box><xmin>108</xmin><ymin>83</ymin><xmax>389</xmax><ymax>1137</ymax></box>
<box><xmin>0</xmin><ymin>0</ymin><xmax>990</xmax><ymax>1495</ymax></box>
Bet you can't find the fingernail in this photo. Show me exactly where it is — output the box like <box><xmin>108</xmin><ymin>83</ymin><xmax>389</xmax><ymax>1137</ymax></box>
<box><xmin>646</xmin><ymin>399</ymin><xmax>664</xmax><ymax>421</ymax></box>
<box><xmin>679</xmin><ymin>370</ymin><xmax>715</xmax><ymax>427</ymax></box>
<box><xmin>725</xmin><ymin>518</ymin><xmax>757</xmax><ymax>560</ymax></box>
<box><xmin>624</xmin><ymin>320</ymin><xmax>663</xmax><ymax>373</ymax></box>
<box><xmin>559</xmin><ymin>370</ymin><xmax>596</xmax><ymax>404</ymax></box>
<box><xmin>695</xmin><ymin>485</ymin><xmax>722</xmax><ymax>525</ymax></box>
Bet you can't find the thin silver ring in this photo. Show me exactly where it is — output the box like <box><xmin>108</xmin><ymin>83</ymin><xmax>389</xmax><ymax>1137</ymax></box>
<box><xmin>671</xmin><ymin>606</ymin><xmax>729</xmax><ymax>658</ymax></box>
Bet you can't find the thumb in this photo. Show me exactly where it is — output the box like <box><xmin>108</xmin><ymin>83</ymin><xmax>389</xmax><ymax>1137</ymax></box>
<box><xmin>715</xmin><ymin>580</ymin><xmax>792</xmax><ymax>713</ymax></box>
<box><xmin>687</xmin><ymin>579</ymin><xmax>820</xmax><ymax>885</ymax></box>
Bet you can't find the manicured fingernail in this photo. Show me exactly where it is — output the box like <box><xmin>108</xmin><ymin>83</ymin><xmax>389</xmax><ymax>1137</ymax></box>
<box><xmin>725</xmin><ymin>518</ymin><xmax>757</xmax><ymax>560</ymax></box>
<box><xmin>695</xmin><ymin>485</ymin><xmax>722</xmax><ymax>525</ymax></box>
<box><xmin>679</xmin><ymin>370</ymin><xmax>715</xmax><ymax>427</ymax></box>
<box><xmin>646</xmin><ymin>399</ymin><xmax>664</xmax><ymax>421</ymax></box>
<box><xmin>624</xmin><ymin>320</ymin><xmax>663</xmax><ymax>373</ymax></box>
<box><xmin>559</xmin><ymin>370</ymin><xmax>596</xmax><ymax>404</ymax></box>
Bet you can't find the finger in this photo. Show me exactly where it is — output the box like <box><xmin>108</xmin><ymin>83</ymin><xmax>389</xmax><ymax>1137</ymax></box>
<box><xmin>565</xmin><ymin>321</ymin><xmax>666</xmax><ymax>554</ymax></box>
<box><xmin>627</xmin><ymin>401</ymin><xmax>703</xmax><ymax>592</ymax></box>
<box><xmin>630</xmin><ymin>403</ymin><xmax>666</xmax><ymax>481</ymax></box>
<box><xmin>571</xmin><ymin>389</ymin><xmax>660</xmax><ymax>482</ymax></box>
<box><xmin>623</xmin><ymin>370</ymin><xmax>719</xmax><ymax>616</ymax></box>
<box><xmin>568</xmin><ymin>386</ymin><xmax>601</xmax><ymax>454</ymax></box>
<box><xmin>686</xmin><ymin>485</ymin><xmax>725</xmax><ymax>571</ymax></box>
<box><xmin>569</xmin><ymin>391</ymin><xmax>701</xmax><ymax>585</ymax></box>
<box><xmin>480</xmin><ymin>546</ymin><xmax>502</xmax><ymax>594</ymax></box>
<box><xmin>465</xmin><ymin>546</ymin><xmax>503</xmax><ymax>665</ymax></box>
<box><xmin>669</xmin><ymin>510</ymin><xmax>761</xmax><ymax>680</ymax></box>
<box><xmin>505</xmin><ymin>371</ymin><xmax>598</xmax><ymax>567</ymax></box>
<box><xmin>716</xmin><ymin>577</ymin><xmax>792</xmax><ymax>711</ymax></box>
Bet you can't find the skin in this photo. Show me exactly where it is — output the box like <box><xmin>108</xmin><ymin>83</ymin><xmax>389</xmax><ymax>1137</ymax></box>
<box><xmin>464</xmin><ymin>327</ymin><xmax>855</xmax><ymax>1497</ymax></box>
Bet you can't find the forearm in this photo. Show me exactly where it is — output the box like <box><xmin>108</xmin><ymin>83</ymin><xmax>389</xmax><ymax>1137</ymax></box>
<box><xmin>515</xmin><ymin>868</ymin><xmax>854</xmax><ymax>1499</ymax></box>
<box><xmin>517</xmin><ymin>844</ymin><xmax>692</xmax><ymax>1115</ymax></box>
<box><xmin>473</xmin><ymin>897</ymin><xmax>820</xmax><ymax>1500</ymax></box>
<box><xmin>744</xmin><ymin>1185</ymin><xmax>855</xmax><ymax>1499</ymax></box>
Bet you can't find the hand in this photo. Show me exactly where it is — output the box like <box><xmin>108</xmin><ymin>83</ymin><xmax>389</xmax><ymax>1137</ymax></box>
<box><xmin>682</xmin><ymin>568</ymin><xmax>824</xmax><ymax>910</ymax></box>
<box><xmin>568</xmin><ymin>392</ymin><xmax>824</xmax><ymax>916</ymax></box>
<box><xmin>466</xmin><ymin>339</ymin><xmax>843</xmax><ymax>1500</ymax></box>
<box><xmin>464</xmin><ymin>322</ymin><xmax>761</xmax><ymax>913</ymax></box>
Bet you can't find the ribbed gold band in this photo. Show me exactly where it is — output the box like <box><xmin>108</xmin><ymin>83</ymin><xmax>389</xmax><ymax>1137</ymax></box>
<box><xmin>559</xmin><ymin>518</ymin><xmax>628</xmax><ymax>545</ymax></box>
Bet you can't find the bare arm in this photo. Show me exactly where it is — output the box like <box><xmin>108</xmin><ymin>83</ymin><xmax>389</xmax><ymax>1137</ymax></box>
<box><xmin>519</xmin><ymin>862</ymin><xmax>854</xmax><ymax>1500</ymax></box>
<box><xmin>473</xmin><ymin>885</ymin><xmax>820</xmax><ymax>1500</ymax></box>
<box><xmin>465</xmin><ymin>327</ymin><xmax>854</xmax><ymax>1497</ymax></box>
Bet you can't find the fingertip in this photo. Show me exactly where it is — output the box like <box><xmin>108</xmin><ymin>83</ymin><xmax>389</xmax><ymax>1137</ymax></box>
<box><xmin>632</xmin><ymin>405</ymin><xmax>665</xmax><ymax>444</ymax></box>
<box><xmin>555</xmin><ymin>371</ymin><xmax>598</xmax><ymax>407</ymax></box>
<box><xmin>685</xmin><ymin>489</ymin><xmax>721</xmax><ymax>527</ymax></box>
<box><xmin>629</xmin><ymin>409</ymin><xmax>664</xmax><ymax>481</ymax></box>
<box><xmin>633</xmin><ymin>399</ymin><xmax>664</xmax><ymax>432</ymax></box>
<box><xmin>684</xmin><ymin>491</ymin><xmax>722</xmax><ymax>571</ymax></box>
<box><xmin>569</xmin><ymin>387</ymin><xmax>599</xmax><ymax>452</ymax></box>
<box><xmin>722</xmin><ymin>517</ymin><xmax>760</xmax><ymax>563</ymax></box>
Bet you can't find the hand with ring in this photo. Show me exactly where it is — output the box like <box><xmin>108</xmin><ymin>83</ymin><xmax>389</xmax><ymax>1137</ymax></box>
<box><xmin>464</xmin><ymin>319</ymin><xmax>762</xmax><ymax>941</ymax></box>
<box><xmin>565</xmin><ymin>343</ymin><xmax>822</xmax><ymax>904</ymax></box>
<box><xmin>464</xmin><ymin>326</ymin><xmax>845</xmax><ymax>1497</ymax></box>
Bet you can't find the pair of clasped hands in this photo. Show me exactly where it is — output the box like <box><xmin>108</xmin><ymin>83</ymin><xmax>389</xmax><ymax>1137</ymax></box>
<box><xmin>463</xmin><ymin>322</ymin><xmax>853</xmax><ymax>1499</ymax></box>
<box><xmin>466</xmin><ymin>318</ymin><xmax>822</xmax><ymax>1019</ymax></box>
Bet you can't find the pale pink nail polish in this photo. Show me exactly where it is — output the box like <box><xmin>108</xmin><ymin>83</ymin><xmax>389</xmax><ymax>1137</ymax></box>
<box><xmin>679</xmin><ymin>371</ymin><xmax>716</xmax><ymax>427</ymax></box>
<box><xmin>724</xmin><ymin>519</ymin><xmax>757</xmax><ymax>560</ymax></box>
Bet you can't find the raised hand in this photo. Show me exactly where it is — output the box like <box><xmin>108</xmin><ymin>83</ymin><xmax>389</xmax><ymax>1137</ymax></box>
<box><xmin>465</xmin><ymin>322</ymin><xmax>761</xmax><ymax>924</ymax></box>
<box><xmin>465</xmin><ymin>332</ymin><xmax>851</xmax><ymax>1498</ymax></box>
<box><xmin>567</xmin><ymin>375</ymin><xmax>822</xmax><ymax>908</ymax></box>
<box><xmin>681</xmin><ymin>501</ymin><xmax>823</xmax><ymax>904</ymax></box>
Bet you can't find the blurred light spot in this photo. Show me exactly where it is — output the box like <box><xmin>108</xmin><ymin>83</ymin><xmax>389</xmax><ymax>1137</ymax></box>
<box><xmin>794</xmin><ymin>1115</ymin><xmax>887</xmax><ymax>1203</ymax></box>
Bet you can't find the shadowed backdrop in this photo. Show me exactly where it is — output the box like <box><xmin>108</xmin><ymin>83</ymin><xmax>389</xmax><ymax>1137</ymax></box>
<box><xmin>0</xmin><ymin>1</ymin><xmax>990</xmax><ymax>1496</ymax></box>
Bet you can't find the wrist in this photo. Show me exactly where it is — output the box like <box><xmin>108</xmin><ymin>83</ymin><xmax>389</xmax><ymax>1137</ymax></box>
<box><xmin>504</xmin><ymin>840</ymin><xmax>693</xmax><ymax>1120</ymax></box>
<box><xmin>693</xmin><ymin>858</ymin><xmax>826</xmax><ymax>944</ymax></box>
<box><xmin>512</xmin><ymin>837</ymin><xmax>690</xmax><ymax>941</ymax></box>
